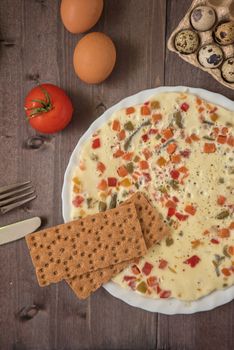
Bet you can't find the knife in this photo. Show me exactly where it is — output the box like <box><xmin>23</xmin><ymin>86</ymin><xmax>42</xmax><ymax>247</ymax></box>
<box><xmin>0</xmin><ymin>217</ymin><xmax>41</xmax><ymax>245</ymax></box>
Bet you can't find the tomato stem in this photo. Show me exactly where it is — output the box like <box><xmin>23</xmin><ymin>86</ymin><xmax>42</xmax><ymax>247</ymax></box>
<box><xmin>25</xmin><ymin>86</ymin><xmax>53</xmax><ymax>118</ymax></box>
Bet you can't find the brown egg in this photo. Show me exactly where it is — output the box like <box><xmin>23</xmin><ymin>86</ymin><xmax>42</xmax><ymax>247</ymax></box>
<box><xmin>60</xmin><ymin>0</ymin><xmax>104</xmax><ymax>34</ymax></box>
<box><xmin>73</xmin><ymin>32</ymin><xmax>116</xmax><ymax>84</ymax></box>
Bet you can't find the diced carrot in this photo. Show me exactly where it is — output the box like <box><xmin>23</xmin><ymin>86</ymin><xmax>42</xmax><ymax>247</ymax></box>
<box><xmin>203</xmin><ymin>230</ymin><xmax>210</xmax><ymax>235</ymax></box>
<box><xmin>203</xmin><ymin>143</ymin><xmax>216</xmax><ymax>153</ymax></box>
<box><xmin>112</xmin><ymin>120</ymin><xmax>121</xmax><ymax>132</ymax></box>
<box><xmin>221</xmin><ymin>127</ymin><xmax>229</xmax><ymax>135</ymax></box>
<box><xmin>217</xmin><ymin>195</ymin><xmax>226</xmax><ymax>206</ymax></box>
<box><xmin>228</xmin><ymin>246</ymin><xmax>234</xmax><ymax>255</ymax></box>
<box><xmin>141</xmin><ymin>105</ymin><xmax>151</xmax><ymax>116</ymax></box>
<box><xmin>139</xmin><ymin>160</ymin><xmax>149</xmax><ymax>170</ymax></box>
<box><xmin>212</xmin><ymin>127</ymin><xmax>220</xmax><ymax>136</ymax></box>
<box><xmin>191</xmin><ymin>240</ymin><xmax>202</xmax><ymax>249</ymax></box>
<box><xmin>117</xmin><ymin>165</ymin><xmax>128</xmax><ymax>177</ymax></box>
<box><xmin>185</xmin><ymin>136</ymin><xmax>192</xmax><ymax>144</ymax></box>
<box><xmin>152</xmin><ymin>113</ymin><xmax>162</xmax><ymax>123</ymax></box>
<box><xmin>191</xmin><ymin>134</ymin><xmax>200</xmax><ymax>141</ymax></box>
<box><xmin>165</xmin><ymin>200</ymin><xmax>177</xmax><ymax>209</ymax></box>
<box><xmin>122</xmin><ymin>152</ymin><xmax>134</xmax><ymax>161</ymax></box>
<box><xmin>166</xmin><ymin>142</ymin><xmax>177</xmax><ymax>154</ymax></box>
<box><xmin>157</xmin><ymin>157</ymin><xmax>167</xmax><ymax>167</ymax></box>
<box><xmin>171</xmin><ymin>154</ymin><xmax>181</xmax><ymax>164</ymax></box>
<box><xmin>97</xmin><ymin>162</ymin><xmax>106</xmax><ymax>173</ymax></box>
<box><xmin>162</xmin><ymin>128</ymin><xmax>173</xmax><ymax>140</ymax></box>
<box><xmin>196</xmin><ymin>97</ymin><xmax>202</xmax><ymax>105</ymax></box>
<box><xmin>97</xmin><ymin>179</ymin><xmax>108</xmax><ymax>190</ymax></box>
<box><xmin>198</xmin><ymin>107</ymin><xmax>205</xmax><ymax>113</ymax></box>
<box><xmin>178</xmin><ymin>166</ymin><xmax>188</xmax><ymax>173</ymax></box>
<box><xmin>218</xmin><ymin>228</ymin><xmax>230</xmax><ymax>238</ymax></box>
<box><xmin>113</xmin><ymin>149</ymin><xmax>124</xmax><ymax>158</ymax></box>
<box><xmin>229</xmin><ymin>222</ymin><xmax>234</xmax><ymax>230</ymax></box>
<box><xmin>185</xmin><ymin>205</ymin><xmax>196</xmax><ymax>216</ymax></box>
<box><xmin>72</xmin><ymin>177</ymin><xmax>80</xmax><ymax>185</ymax></box>
<box><xmin>217</xmin><ymin>135</ymin><xmax>227</xmax><ymax>144</ymax></box>
<box><xmin>118</xmin><ymin>129</ymin><xmax>126</xmax><ymax>141</ymax></box>
<box><xmin>142</xmin><ymin>148</ymin><xmax>152</xmax><ymax>160</ymax></box>
<box><xmin>126</xmin><ymin>107</ymin><xmax>135</xmax><ymax>115</ymax></box>
<box><xmin>227</xmin><ymin>136</ymin><xmax>234</xmax><ymax>147</ymax></box>
<box><xmin>210</xmin><ymin>113</ymin><xmax>219</xmax><ymax>122</ymax></box>
<box><xmin>73</xmin><ymin>184</ymin><xmax>80</xmax><ymax>193</ymax></box>
<box><xmin>221</xmin><ymin>268</ymin><xmax>231</xmax><ymax>276</ymax></box>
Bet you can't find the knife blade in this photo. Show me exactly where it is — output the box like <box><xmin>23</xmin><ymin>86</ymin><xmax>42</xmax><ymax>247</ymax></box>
<box><xmin>0</xmin><ymin>217</ymin><xmax>41</xmax><ymax>245</ymax></box>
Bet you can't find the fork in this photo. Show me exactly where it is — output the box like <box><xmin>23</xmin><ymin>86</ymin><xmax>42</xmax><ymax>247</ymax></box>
<box><xmin>0</xmin><ymin>181</ymin><xmax>36</xmax><ymax>214</ymax></box>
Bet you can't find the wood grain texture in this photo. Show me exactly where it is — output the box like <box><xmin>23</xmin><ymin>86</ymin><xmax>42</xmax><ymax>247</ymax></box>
<box><xmin>0</xmin><ymin>0</ymin><xmax>233</xmax><ymax>349</ymax></box>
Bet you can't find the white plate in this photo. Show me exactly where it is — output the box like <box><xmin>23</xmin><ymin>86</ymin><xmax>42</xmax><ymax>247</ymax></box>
<box><xmin>62</xmin><ymin>86</ymin><xmax>234</xmax><ymax>314</ymax></box>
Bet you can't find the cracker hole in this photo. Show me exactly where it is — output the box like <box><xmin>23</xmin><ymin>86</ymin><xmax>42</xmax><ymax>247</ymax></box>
<box><xmin>56</xmin><ymin>259</ymin><xmax>61</xmax><ymax>264</ymax></box>
<box><xmin>89</xmin><ymin>260</ymin><xmax>93</xmax><ymax>265</ymax></box>
<box><xmin>76</xmin><ymin>233</ymin><xmax>80</xmax><ymax>238</ymax></box>
<box><xmin>63</xmin><ymin>261</ymin><xmax>68</xmax><ymax>266</ymax></box>
<box><xmin>82</xmin><ymin>227</ymin><xmax>85</xmax><ymax>232</ymax></box>
<box><xmin>79</xmin><ymin>286</ymin><xmax>84</xmax><ymax>291</ymax></box>
<box><xmin>33</xmin><ymin>243</ymin><xmax>37</xmax><ymax>247</ymax></box>
<box><xmin>31</xmin><ymin>236</ymin><xmax>35</xmax><ymax>241</ymax></box>
<box><xmin>73</xmin><ymin>250</ymin><xmax>78</xmax><ymax>255</ymax></box>
<box><xmin>67</xmin><ymin>225</ymin><xmax>71</xmax><ymax>230</ymax></box>
<box><xmin>60</xmin><ymin>248</ymin><xmax>65</xmax><ymax>253</ymax></box>
<box><xmin>47</xmin><ymin>245</ymin><xmax>51</xmax><ymax>250</ymax></box>
<box><xmin>72</xmin><ymin>244</ymin><xmax>77</xmax><ymax>249</ymax></box>
<box><xmin>43</xmin><ymin>233</ymin><xmax>47</xmax><ymax>237</ymax></box>
<box><xmin>100</xmin><ymin>256</ymin><xmax>105</xmax><ymax>261</ymax></box>
<box><xmin>51</xmin><ymin>240</ymin><xmax>56</xmax><ymax>245</ymax></box>
<box><xmin>84</xmin><ymin>241</ymin><xmax>88</xmax><ymax>245</ymax></box>
<box><xmin>71</xmin><ymin>238</ymin><xmax>75</xmax><ymax>243</ymax></box>
<box><xmin>69</xmin><ymin>256</ymin><xmax>73</xmax><ymax>260</ymax></box>
<box><xmin>88</xmin><ymin>253</ymin><xmax>92</xmax><ymax>258</ymax></box>
<box><xmin>77</xmin><ymin>263</ymin><xmax>81</xmax><ymax>268</ymax></box>
<box><xmin>98</xmin><ymin>243</ymin><xmax>102</xmax><ymax>248</ymax></box>
<box><xmin>93</xmin><ymin>248</ymin><xmax>97</xmax><ymax>253</ymax></box>
<box><xmin>50</xmin><ymin>258</ymin><xmax>54</xmax><ymax>262</ymax></box>
<box><xmin>55</xmin><ymin>229</ymin><xmax>59</xmax><ymax>233</ymax></box>
<box><xmin>41</xmin><ymin>274</ymin><xmax>45</xmax><ymax>279</ymax></box>
<box><xmin>57</xmin><ymin>235</ymin><xmax>61</xmax><ymax>240</ymax></box>
<box><xmin>64</xmin><ymin>236</ymin><xmax>68</xmax><ymax>241</ymax></box>
<box><xmin>81</xmin><ymin>252</ymin><xmax>85</xmax><ymax>257</ymax></box>
<box><xmin>53</xmin><ymin>271</ymin><xmax>57</xmax><ymax>276</ymax></box>
<box><xmin>35</xmin><ymin>255</ymin><xmax>40</xmax><ymax>260</ymax></box>
<box><xmin>108</xmin><ymin>233</ymin><xmax>112</xmax><ymax>238</ymax></box>
<box><xmin>65</xmin><ymin>267</ymin><xmax>69</xmax><ymax>272</ymax></box>
<box><xmin>39</xmin><ymin>268</ymin><xmax>43</xmax><ymax>273</ymax></box>
<box><xmin>40</xmin><ymin>244</ymin><xmax>43</xmax><ymax>248</ymax></box>
<box><xmin>139</xmin><ymin>206</ymin><xmax>142</xmax><ymax>211</ymax></box>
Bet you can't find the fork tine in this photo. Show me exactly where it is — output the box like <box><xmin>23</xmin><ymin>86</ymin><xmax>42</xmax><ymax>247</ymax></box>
<box><xmin>0</xmin><ymin>181</ymin><xmax>31</xmax><ymax>195</ymax></box>
<box><xmin>0</xmin><ymin>185</ymin><xmax>32</xmax><ymax>201</ymax></box>
<box><xmin>0</xmin><ymin>190</ymin><xmax>35</xmax><ymax>207</ymax></box>
<box><xmin>0</xmin><ymin>195</ymin><xmax>37</xmax><ymax>214</ymax></box>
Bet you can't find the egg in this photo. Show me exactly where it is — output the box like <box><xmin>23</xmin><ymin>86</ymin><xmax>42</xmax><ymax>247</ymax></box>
<box><xmin>190</xmin><ymin>6</ymin><xmax>216</xmax><ymax>31</ymax></box>
<box><xmin>61</xmin><ymin>0</ymin><xmax>103</xmax><ymax>34</ymax></box>
<box><xmin>198</xmin><ymin>44</ymin><xmax>224</xmax><ymax>69</ymax></box>
<box><xmin>174</xmin><ymin>30</ymin><xmax>200</xmax><ymax>54</ymax></box>
<box><xmin>221</xmin><ymin>57</ymin><xmax>234</xmax><ymax>83</ymax></box>
<box><xmin>73</xmin><ymin>32</ymin><xmax>116</xmax><ymax>84</ymax></box>
<box><xmin>214</xmin><ymin>21</ymin><xmax>234</xmax><ymax>45</ymax></box>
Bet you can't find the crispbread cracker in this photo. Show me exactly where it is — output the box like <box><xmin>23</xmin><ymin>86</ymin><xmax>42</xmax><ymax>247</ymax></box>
<box><xmin>67</xmin><ymin>192</ymin><xmax>170</xmax><ymax>299</ymax></box>
<box><xmin>26</xmin><ymin>203</ymin><xmax>147</xmax><ymax>287</ymax></box>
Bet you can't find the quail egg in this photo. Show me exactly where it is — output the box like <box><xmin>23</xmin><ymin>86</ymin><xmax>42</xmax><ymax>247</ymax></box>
<box><xmin>198</xmin><ymin>44</ymin><xmax>224</xmax><ymax>68</ymax></box>
<box><xmin>214</xmin><ymin>21</ymin><xmax>234</xmax><ymax>45</ymax></box>
<box><xmin>191</xmin><ymin>6</ymin><xmax>216</xmax><ymax>31</ymax></box>
<box><xmin>175</xmin><ymin>30</ymin><xmax>200</xmax><ymax>54</ymax></box>
<box><xmin>221</xmin><ymin>57</ymin><xmax>234</xmax><ymax>83</ymax></box>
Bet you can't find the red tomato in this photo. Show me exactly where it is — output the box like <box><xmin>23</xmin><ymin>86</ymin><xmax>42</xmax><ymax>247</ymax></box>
<box><xmin>24</xmin><ymin>84</ymin><xmax>73</xmax><ymax>134</ymax></box>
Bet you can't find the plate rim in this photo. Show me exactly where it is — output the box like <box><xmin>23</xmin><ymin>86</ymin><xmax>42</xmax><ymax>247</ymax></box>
<box><xmin>62</xmin><ymin>86</ymin><xmax>234</xmax><ymax>314</ymax></box>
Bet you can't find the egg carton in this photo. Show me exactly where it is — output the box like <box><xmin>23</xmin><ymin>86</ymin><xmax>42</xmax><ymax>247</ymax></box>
<box><xmin>167</xmin><ymin>0</ymin><xmax>234</xmax><ymax>90</ymax></box>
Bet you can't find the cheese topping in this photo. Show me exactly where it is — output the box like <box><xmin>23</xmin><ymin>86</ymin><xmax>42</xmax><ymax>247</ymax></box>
<box><xmin>71</xmin><ymin>92</ymin><xmax>234</xmax><ymax>301</ymax></box>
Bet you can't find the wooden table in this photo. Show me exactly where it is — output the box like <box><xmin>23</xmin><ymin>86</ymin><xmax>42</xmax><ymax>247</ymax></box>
<box><xmin>0</xmin><ymin>1</ymin><xmax>233</xmax><ymax>349</ymax></box>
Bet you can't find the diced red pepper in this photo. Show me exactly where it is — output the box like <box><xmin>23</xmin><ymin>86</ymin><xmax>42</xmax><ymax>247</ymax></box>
<box><xmin>147</xmin><ymin>276</ymin><xmax>157</xmax><ymax>287</ymax></box>
<box><xmin>180</xmin><ymin>149</ymin><xmax>191</xmax><ymax>158</ymax></box>
<box><xmin>72</xmin><ymin>195</ymin><xmax>84</xmax><ymax>208</ymax></box>
<box><xmin>158</xmin><ymin>259</ymin><xmax>168</xmax><ymax>269</ymax></box>
<box><xmin>160</xmin><ymin>290</ymin><xmax>171</xmax><ymax>298</ymax></box>
<box><xmin>113</xmin><ymin>149</ymin><xmax>124</xmax><ymax>158</ymax></box>
<box><xmin>156</xmin><ymin>285</ymin><xmax>162</xmax><ymax>294</ymax></box>
<box><xmin>117</xmin><ymin>165</ymin><xmax>128</xmax><ymax>177</ymax></box>
<box><xmin>126</xmin><ymin>107</ymin><xmax>135</xmax><ymax>115</ymax></box>
<box><xmin>131</xmin><ymin>265</ymin><xmax>140</xmax><ymax>275</ymax></box>
<box><xmin>108</xmin><ymin>177</ymin><xmax>117</xmax><ymax>187</ymax></box>
<box><xmin>142</xmin><ymin>134</ymin><xmax>149</xmax><ymax>142</ymax></box>
<box><xmin>149</xmin><ymin>128</ymin><xmax>158</xmax><ymax>135</ymax></box>
<box><xmin>227</xmin><ymin>136</ymin><xmax>234</xmax><ymax>147</ymax></box>
<box><xmin>217</xmin><ymin>195</ymin><xmax>226</xmax><ymax>206</ymax></box>
<box><xmin>142</xmin><ymin>148</ymin><xmax>152</xmax><ymax>160</ymax></box>
<box><xmin>123</xmin><ymin>276</ymin><xmax>137</xmax><ymax>282</ymax></box>
<box><xmin>142</xmin><ymin>172</ymin><xmax>151</xmax><ymax>182</ymax></box>
<box><xmin>122</xmin><ymin>152</ymin><xmax>134</xmax><ymax>161</ymax></box>
<box><xmin>170</xmin><ymin>169</ymin><xmax>180</xmax><ymax>180</ymax></box>
<box><xmin>139</xmin><ymin>160</ymin><xmax>149</xmax><ymax>170</ymax></box>
<box><xmin>172</xmin><ymin>196</ymin><xmax>179</xmax><ymax>203</ymax></box>
<box><xmin>184</xmin><ymin>205</ymin><xmax>196</xmax><ymax>216</ymax></box>
<box><xmin>97</xmin><ymin>179</ymin><xmax>108</xmax><ymax>190</ymax></box>
<box><xmin>166</xmin><ymin>200</ymin><xmax>177</xmax><ymax>209</ymax></box>
<box><xmin>203</xmin><ymin>143</ymin><xmax>216</xmax><ymax>153</ymax></box>
<box><xmin>112</xmin><ymin>120</ymin><xmax>121</xmax><ymax>132</ymax></box>
<box><xmin>211</xmin><ymin>238</ymin><xmax>219</xmax><ymax>244</ymax></box>
<box><xmin>92</xmin><ymin>138</ymin><xmax>101</xmax><ymax>149</ymax></box>
<box><xmin>184</xmin><ymin>255</ymin><xmax>200</xmax><ymax>268</ymax></box>
<box><xmin>142</xmin><ymin>262</ymin><xmax>153</xmax><ymax>276</ymax></box>
<box><xmin>167</xmin><ymin>207</ymin><xmax>176</xmax><ymax>217</ymax></box>
<box><xmin>217</xmin><ymin>135</ymin><xmax>227</xmax><ymax>144</ymax></box>
<box><xmin>141</xmin><ymin>105</ymin><xmax>151</xmax><ymax>116</ymax></box>
<box><xmin>175</xmin><ymin>212</ymin><xmax>188</xmax><ymax>221</ymax></box>
<box><xmin>221</xmin><ymin>268</ymin><xmax>231</xmax><ymax>277</ymax></box>
<box><xmin>118</xmin><ymin>129</ymin><xmax>126</xmax><ymax>141</ymax></box>
<box><xmin>181</xmin><ymin>102</ymin><xmax>189</xmax><ymax>112</ymax></box>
